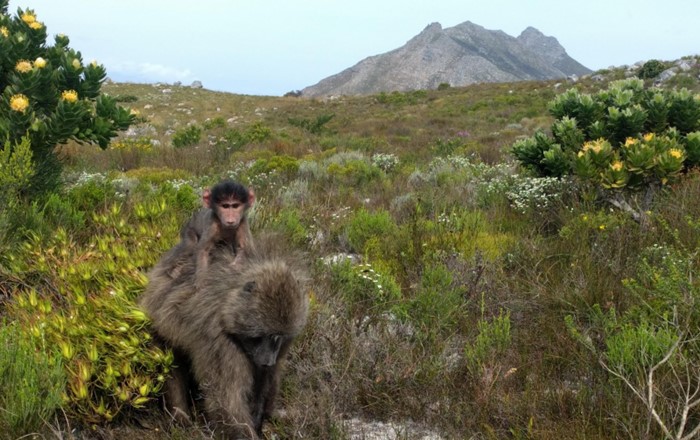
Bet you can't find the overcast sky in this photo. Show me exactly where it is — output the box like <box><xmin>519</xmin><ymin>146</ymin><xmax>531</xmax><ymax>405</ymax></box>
<box><xmin>6</xmin><ymin>0</ymin><xmax>700</xmax><ymax>96</ymax></box>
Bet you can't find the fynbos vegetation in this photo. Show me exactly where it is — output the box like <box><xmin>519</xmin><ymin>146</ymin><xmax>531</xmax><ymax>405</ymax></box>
<box><xmin>2</xmin><ymin>1</ymin><xmax>700</xmax><ymax>439</ymax></box>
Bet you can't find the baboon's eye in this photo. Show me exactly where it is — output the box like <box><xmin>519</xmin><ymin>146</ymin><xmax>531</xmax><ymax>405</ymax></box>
<box><xmin>243</xmin><ymin>281</ymin><xmax>256</xmax><ymax>293</ymax></box>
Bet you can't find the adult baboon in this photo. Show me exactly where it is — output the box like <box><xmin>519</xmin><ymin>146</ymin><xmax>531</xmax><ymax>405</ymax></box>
<box><xmin>157</xmin><ymin>179</ymin><xmax>256</xmax><ymax>281</ymax></box>
<box><xmin>140</xmin><ymin>234</ymin><xmax>309</xmax><ymax>439</ymax></box>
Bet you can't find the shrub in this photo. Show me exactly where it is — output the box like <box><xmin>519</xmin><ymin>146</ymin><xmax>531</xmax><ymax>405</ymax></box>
<box><xmin>0</xmin><ymin>321</ymin><xmax>65</xmax><ymax>437</ymax></box>
<box><xmin>171</xmin><ymin>124</ymin><xmax>202</xmax><ymax>148</ymax></box>
<box><xmin>5</xmin><ymin>199</ymin><xmax>177</xmax><ymax>422</ymax></box>
<box><xmin>67</xmin><ymin>174</ymin><xmax>113</xmax><ymax>212</ymax></box>
<box><xmin>326</xmin><ymin>158</ymin><xmax>382</xmax><ymax>187</ymax></box>
<box><xmin>122</xmin><ymin>166</ymin><xmax>193</xmax><ymax>185</ymax></box>
<box><xmin>464</xmin><ymin>307</ymin><xmax>512</xmax><ymax>377</ymax></box>
<box><xmin>249</xmin><ymin>155</ymin><xmax>299</xmax><ymax>179</ymax></box>
<box><xmin>432</xmin><ymin>137</ymin><xmax>464</xmax><ymax>157</ymax></box>
<box><xmin>511</xmin><ymin>79</ymin><xmax>700</xmax><ymax>191</ymax></box>
<box><xmin>110</xmin><ymin>137</ymin><xmax>153</xmax><ymax>170</ymax></box>
<box><xmin>567</xmin><ymin>244</ymin><xmax>700</xmax><ymax>439</ymax></box>
<box><xmin>202</xmin><ymin>116</ymin><xmax>226</xmax><ymax>129</ymax></box>
<box><xmin>245</xmin><ymin>121</ymin><xmax>272</xmax><ymax>143</ymax></box>
<box><xmin>637</xmin><ymin>59</ymin><xmax>668</xmax><ymax>79</ymax></box>
<box><xmin>329</xmin><ymin>260</ymin><xmax>402</xmax><ymax>315</ymax></box>
<box><xmin>270</xmin><ymin>208</ymin><xmax>308</xmax><ymax>247</ymax></box>
<box><xmin>403</xmin><ymin>263</ymin><xmax>465</xmax><ymax>340</ymax></box>
<box><xmin>0</xmin><ymin>3</ymin><xmax>133</xmax><ymax>196</ymax></box>
<box><xmin>346</xmin><ymin>208</ymin><xmax>397</xmax><ymax>254</ymax></box>
<box><xmin>41</xmin><ymin>192</ymin><xmax>86</xmax><ymax>232</ymax></box>
<box><xmin>0</xmin><ymin>136</ymin><xmax>34</xmax><ymax>205</ymax></box>
<box><xmin>288</xmin><ymin>113</ymin><xmax>335</xmax><ymax>134</ymax></box>
<box><xmin>371</xmin><ymin>152</ymin><xmax>399</xmax><ymax>172</ymax></box>
<box><xmin>375</xmin><ymin>90</ymin><xmax>427</xmax><ymax>106</ymax></box>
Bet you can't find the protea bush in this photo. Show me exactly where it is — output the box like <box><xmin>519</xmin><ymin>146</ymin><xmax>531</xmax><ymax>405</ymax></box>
<box><xmin>512</xmin><ymin>78</ymin><xmax>700</xmax><ymax>190</ymax></box>
<box><xmin>0</xmin><ymin>0</ymin><xmax>133</xmax><ymax>196</ymax></box>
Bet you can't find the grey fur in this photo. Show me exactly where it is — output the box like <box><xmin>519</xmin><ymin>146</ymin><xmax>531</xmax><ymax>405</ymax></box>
<box><xmin>140</xmin><ymin>234</ymin><xmax>309</xmax><ymax>439</ymax></box>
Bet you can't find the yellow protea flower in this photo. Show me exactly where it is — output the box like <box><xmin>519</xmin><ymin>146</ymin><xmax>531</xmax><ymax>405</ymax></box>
<box><xmin>15</xmin><ymin>60</ymin><xmax>32</xmax><ymax>73</ymax></box>
<box><xmin>624</xmin><ymin>137</ymin><xmax>638</xmax><ymax>147</ymax></box>
<box><xmin>577</xmin><ymin>150</ymin><xmax>585</xmax><ymax>158</ymax></box>
<box><xmin>29</xmin><ymin>21</ymin><xmax>43</xmax><ymax>30</ymax></box>
<box><xmin>610</xmin><ymin>161</ymin><xmax>624</xmax><ymax>171</ymax></box>
<box><xmin>90</xmin><ymin>60</ymin><xmax>99</xmax><ymax>68</ymax></box>
<box><xmin>20</xmin><ymin>12</ymin><xmax>36</xmax><ymax>24</ymax></box>
<box><xmin>61</xmin><ymin>90</ymin><xmax>79</xmax><ymax>103</ymax></box>
<box><xmin>130</xmin><ymin>108</ymin><xmax>140</xmax><ymax>116</ymax></box>
<box><xmin>669</xmin><ymin>148</ymin><xmax>683</xmax><ymax>159</ymax></box>
<box><xmin>0</xmin><ymin>26</ymin><xmax>8</xmax><ymax>37</ymax></box>
<box><xmin>71</xmin><ymin>59</ymin><xmax>81</xmax><ymax>70</ymax></box>
<box><xmin>34</xmin><ymin>57</ymin><xmax>47</xmax><ymax>68</ymax></box>
<box><xmin>583</xmin><ymin>139</ymin><xmax>603</xmax><ymax>154</ymax></box>
<box><xmin>10</xmin><ymin>94</ymin><xmax>30</xmax><ymax>113</ymax></box>
<box><xmin>643</xmin><ymin>133</ymin><xmax>655</xmax><ymax>142</ymax></box>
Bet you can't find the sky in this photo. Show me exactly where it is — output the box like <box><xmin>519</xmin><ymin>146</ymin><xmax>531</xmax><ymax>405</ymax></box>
<box><xmin>6</xmin><ymin>0</ymin><xmax>700</xmax><ymax>96</ymax></box>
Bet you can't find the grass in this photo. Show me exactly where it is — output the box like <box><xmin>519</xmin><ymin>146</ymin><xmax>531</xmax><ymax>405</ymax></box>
<box><xmin>1</xmin><ymin>58</ymin><xmax>700</xmax><ymax>439</ymax></box>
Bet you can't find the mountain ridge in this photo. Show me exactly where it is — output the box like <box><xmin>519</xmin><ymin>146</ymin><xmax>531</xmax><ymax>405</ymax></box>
<box><xmin>302</xmin><ymin>21</ymin><xmax>591</xmax><ymax>97</ymax></box>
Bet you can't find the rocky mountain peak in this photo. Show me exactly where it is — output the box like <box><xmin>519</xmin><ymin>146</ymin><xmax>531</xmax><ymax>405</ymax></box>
<box><xmin>301</xmin><ymin>21</ymin><xmax>591</xmax><ymax>97</ymax></box>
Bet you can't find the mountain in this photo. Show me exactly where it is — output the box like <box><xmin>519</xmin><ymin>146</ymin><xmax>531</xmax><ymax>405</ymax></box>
<box><xmin>301</xmin><ymin>21</ymin><xmax>591</xmax><ymax>97</ymax></box>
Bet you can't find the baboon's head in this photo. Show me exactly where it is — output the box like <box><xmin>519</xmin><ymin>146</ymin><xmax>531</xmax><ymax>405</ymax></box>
<box><xmin>221</xmin><ymin>259</ymin><xmax>309</xmax><ymax>367</ymax></box>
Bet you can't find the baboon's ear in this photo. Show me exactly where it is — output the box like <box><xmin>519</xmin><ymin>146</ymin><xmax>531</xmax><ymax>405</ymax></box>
<box><xmin>243</xmin><ymin>281</ymin><xmax>256</xmax><ymax>294</ymax></box>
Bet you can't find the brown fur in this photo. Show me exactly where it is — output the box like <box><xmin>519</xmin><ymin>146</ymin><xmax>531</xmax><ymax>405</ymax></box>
<box><xmin>157</xmin><ymin>180</ymin><xmax>256</xmax><ymax>281</ymax></box>
<box><xmin>139</xmin><ymin>234</ymin><xmax>309</xmax><ymax>439</ymax></box>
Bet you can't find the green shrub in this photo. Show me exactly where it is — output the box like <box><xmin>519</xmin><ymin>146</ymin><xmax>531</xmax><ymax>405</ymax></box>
<box><xmin>432</xmin><ymin>137</ymin><xmax>464</xmax><ymax>157</ymax></box>
<box><xmin>567</xmin><ymin>244</ymin><xmax>700</xmax><ymax>439</ymax></box>
<box><xmin>403</xmin><ymin>263</ymin><xmax>465</xmax><ymax>339</ymax></box>
<box><xmin>112</xmin><ymin>94</ymin><xmax>139</xmax><ymax>103</ymax></box>
<box><xmin>220</xmin><ymin>128</ymin><xmax>249</xmax><ymax>150</ymax></box>
<box><xmin>288</xmin><ymin>113</ymin><xmax>335</xmax><ymax>134</ymax></box>
<box><xmin>464</xmin><ymin>306</ymin><xmax>512</xmax><ymax>376</ymax></box>
<box><xmin>122</xmin><ymin>166</ymin><xmax>192</xmax><ymax>184</ymax></box>
<box><xmin>329</xmin><ymin>260</ymin><xmax>401</xmax><ymax>314</ymax></box>
<box><xmin>270</xmin><ymin>208</ymin><xmax>308</xmax><ymax>247</ymax></box>
<box><xmin>0</xmin><ymin>3</ymin><xmax>133</xmax><ymax>196</ymax></box>
<box><xmin>0</xmin><ymin>321</ymin><xmax>65</xmax><ymax>438</ymax></box>
<box><xmin>67</xmin><ymin>174</ymin><xmax>113</xmax><ymax>212</ymax></box>
<box><xmin>375</xmin><ymin>90</ymin><xmax>427</xmax><ymax>106</ymax></box>
<box><xmin>370</xmin><ymin>153</ymin><xmax>399</xmax><ymax>172</ymax></box>
<box><xmin>5</xmin><ymin>199</ymin><xmax>177</xmax><ymax>423</ymax></box>
<box><xmin>512</xmin><ymin>78</ymin><xmax>700</xmax><ymax>190</ymax></box>
<box><xmin>245</xmin><ymin>121</ymin><xmax>272</xmax><ymax>143</ymax></box>
<box><xmin>249</xmin><ymin>155</ymin><xmax>299</xmax><ymax>178</ymax></box>
<box><xmin>346</xmin><ymin>208</ymin><xmax>397</xmax><ymax>254</ymax></box>
<box><xmin>637</xmin><ymin>59</ymin><xmax>667</xmax><ymax>79</ymax></box>
<box><xmin>327</xmin><ymin>158</ymin><xmax>381</xmax><ymax>186</ymax></box>
<box><xmin>41</xmin><ymin>192</ymin><xmax>86</xmax><ymax>231</ymax></box>
<box><xmin>202</xmin><ymin>116</ymin><xmax>226</xmax><ymax>129</ymax></box>
<box><xmin>0</xmin><ymin>136</ymin><xmax>34</xmax><ymax>204</ymax></box>
<box><xmin>171</xmin><ymin>124</ymin><xmax>202</xmax><ymax>148</ymax></box>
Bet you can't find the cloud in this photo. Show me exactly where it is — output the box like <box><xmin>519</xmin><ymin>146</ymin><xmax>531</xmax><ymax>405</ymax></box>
<box><xmin>105</xmin><ymin>60</ymin><xmax>196</xmax><ymax>84</ymax></box>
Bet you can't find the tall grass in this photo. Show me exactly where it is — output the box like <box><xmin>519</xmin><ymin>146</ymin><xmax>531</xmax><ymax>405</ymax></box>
<box><xmin>0</xmin><ymin>321</ymin><xmax>65</xmax><ymax>438</ymax></box>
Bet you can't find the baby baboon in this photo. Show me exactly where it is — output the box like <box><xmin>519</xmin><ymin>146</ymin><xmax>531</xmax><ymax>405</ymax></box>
<box><xmin>192</xmin><ymin>180</ymin><xmax>256</xmax><ymax>287</ymax></box>
<box><xmin>157</xmin><ymin>179</ymin><xmax>256</xmax><ymax>281</ymax></box>
<box><xmin>140</xmin><ymin>234</ymin><xmax>309</xmax><ymax>439</ymax></box>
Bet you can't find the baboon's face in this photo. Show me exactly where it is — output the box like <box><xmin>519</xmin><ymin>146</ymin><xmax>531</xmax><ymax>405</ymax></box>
<box><xmin>215</xmin><ymin>196</ymin><xmax>247</xmax><ymax>230</ymax></box>
<box><xmin>231</xmin><ymin>334</ymin><xmax>289</xmax><ymax>367</ymax></box>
